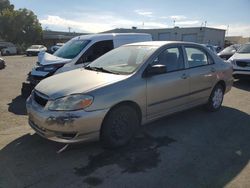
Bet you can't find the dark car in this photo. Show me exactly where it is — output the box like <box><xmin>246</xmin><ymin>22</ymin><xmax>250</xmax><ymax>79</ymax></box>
<box><xmin>218</xmin><ymin>44</ymin><xmax>241</xmax><ymax>60</ymax></box>
<box><xmin>0</xmin><ymin>58</ymin><xmax>5</xmax><ymax>69</ymax></box>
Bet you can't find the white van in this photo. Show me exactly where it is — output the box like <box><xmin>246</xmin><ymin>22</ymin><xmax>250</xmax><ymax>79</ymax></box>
<box><xmin>29</xmin><ymin>33</ymin><xmax>152</xmax><ymax>84</ymax></box>
<box><xmin>0</xmin><ymin>42</ymin><xmax>17</xmax><ymax>56</ymax></box>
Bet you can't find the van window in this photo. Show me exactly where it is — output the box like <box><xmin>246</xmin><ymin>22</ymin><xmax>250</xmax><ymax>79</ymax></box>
<box><xmin>76</xmin><ymin>40</ymin><xmax>114</xmax><ymax>64</ymax></box>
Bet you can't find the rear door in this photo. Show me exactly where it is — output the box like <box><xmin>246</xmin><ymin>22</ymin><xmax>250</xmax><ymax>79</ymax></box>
<box><xmin>183</xmin><ymin>45</ymin><xmax>216</xmax><ymax>103</ymax></box>
<box><xmin>146</xmin><ymin>45</ymin><xmax>190</xmax><ymax>120</ymax></box>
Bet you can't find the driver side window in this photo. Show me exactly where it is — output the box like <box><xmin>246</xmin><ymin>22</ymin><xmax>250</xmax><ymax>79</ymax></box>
<box><xmin>152</xmin><ymin>47</ymin><xmax>184</xmax><ymax>72</ymax></box>
<box><xmin>76</xmin><ymin>40</ymin><xmax>114</xmax><ymax>64</ymax></box>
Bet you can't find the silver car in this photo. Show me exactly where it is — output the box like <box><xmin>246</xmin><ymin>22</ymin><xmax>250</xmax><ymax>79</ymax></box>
<box><xmin>227</xmin><ymin>43</ymin><xmax>250</xmax><ymax>79</ymax></box>
<box><xmin>26</xmin><ymin>41</ymin><xmax>233</xmax><ymax>148</ymax></box>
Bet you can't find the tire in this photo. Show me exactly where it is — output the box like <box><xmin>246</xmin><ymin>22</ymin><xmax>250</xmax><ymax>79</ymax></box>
<box><xmin>206</xmin><ymin>84</ymin><xmax>224</xmax><ymax>112</ymax></box>
<box><xmin>0</xmin><ymin>61</ymin><xmax>5</xmax><ymax>69</ymax></box>
<box><xmin>100</xmin><ymin>105</ymin><xmax>140</xmax><ymax>148</ymax></box>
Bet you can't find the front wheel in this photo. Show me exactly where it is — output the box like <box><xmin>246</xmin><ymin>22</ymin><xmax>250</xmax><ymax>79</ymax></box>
<box><xmin>206</xmin><ymin>84</ymin><xmax>224</xmax><ymax>112</ymax></box>
<box><xmin>100</xmin><ymin>105</ymin><xmax>140</xmax><ymax>148</ymax></box>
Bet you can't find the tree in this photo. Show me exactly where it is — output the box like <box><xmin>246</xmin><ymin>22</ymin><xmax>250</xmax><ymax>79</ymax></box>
<box><xmin>0</xmin><ymin>0</ymin><xmax>42</xmax><ymax>48</ymax></box>
<box><xmin>0</xmin><ymin>0</ymin><xmax>14</xmax><ymax>12</ymax></box>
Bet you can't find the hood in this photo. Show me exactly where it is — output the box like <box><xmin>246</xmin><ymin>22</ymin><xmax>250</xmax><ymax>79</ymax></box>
<box><xmin>35</xmin><ymin>68</ymin><xmax>128</xmax><ymax>99</ymax></box>
<box><xmin>230</xmin><ymin>52</ymin><xmax>250</xmax><ymax>61</ymax></box>
<box><xmin>38</xmin><ymin>52</ymin><xmax>71</xmax><ymax>66</ymax></box>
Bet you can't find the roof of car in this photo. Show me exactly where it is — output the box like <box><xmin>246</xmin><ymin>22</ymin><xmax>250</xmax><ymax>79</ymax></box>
<box><xmin>72</xmin><ymin>33</ymin><xmax>151</xmax><ymax>41</ymax></box>
<box><xmin>124</xmin><ymin>41</ymin><xmax>202</xmax><ymax>47</ymax></box>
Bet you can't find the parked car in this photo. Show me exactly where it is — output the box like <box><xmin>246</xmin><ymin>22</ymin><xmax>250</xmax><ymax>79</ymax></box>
<box><xmin>28</xmin><ymin>33</ymin><xmax>152</xmax><ymax>85</ymax></box>
<box><xmin>218</xmin><ymin>44</ymin><xmax>241</xmax><ymax>60</ymax></box>
<box><xmin>26</xmin><ymin>45</ymin><xmax>47</xmax><ymax>56</ymax></box>
<box><xmin>0</xmin><ymin>58</ymin><xmax>5</xmax><ymax>69</ymax></box>
<box><xmin>227</xmin><ymin>43</ymin><xmax>250</xmax><ymax>79</ymax></box>
<box><xmin>49</xmin><ymin>43</ymin><xmax>64</xmax><ymax>54</ymax></box>
<box><xmin>0</xmin><ymin>42</ymin><xmax>17</xmax><ymax>56</ymax></box>
<box><xmin>26</xmin><ymin>41</ymin><xmax>233</xmax><ymax>148</ymax></box>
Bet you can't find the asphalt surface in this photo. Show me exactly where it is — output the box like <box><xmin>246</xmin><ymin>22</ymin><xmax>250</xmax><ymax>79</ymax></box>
<box><xmin>0</xmin><ymin>55</ymin><xmax>250</xmax><ymax>188</ymax></box>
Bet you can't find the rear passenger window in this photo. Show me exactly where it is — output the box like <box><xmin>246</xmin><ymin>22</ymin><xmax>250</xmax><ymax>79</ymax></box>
<box><xmin>185</xmin><ymin>47</ymin><xmax>209</xmax><ymax>68</ymax></box>
<box><xmin>152</xmin><ymin>47</ymin><xmax>184</xmax><ymax>72</ymax></box>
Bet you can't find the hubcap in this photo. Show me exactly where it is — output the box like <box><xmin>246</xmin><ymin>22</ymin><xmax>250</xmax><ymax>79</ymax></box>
<box><xmin>212</xmin><ymin>88</ymin><xmax>223</xmax><ymax>109</ymax></box>
<box><xmin>111</xmin><ymin>112</ymin><xmax>129</xmax><ymax>140</ymax></box>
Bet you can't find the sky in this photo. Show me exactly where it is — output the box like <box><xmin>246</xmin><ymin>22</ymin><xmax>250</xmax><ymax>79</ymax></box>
<box><xmin>9</xmin><ymin>0</ymin><xmax>250</xmax><ymax>37</ymax></box>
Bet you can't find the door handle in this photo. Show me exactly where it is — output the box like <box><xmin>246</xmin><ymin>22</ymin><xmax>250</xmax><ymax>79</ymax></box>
<box><xmin>181</xmin><ymin>73</ymin><xmax>189</xmax><ymax>79</ymax></box>
<box><xmin>210</xmin><ymin>67</ymin><xmax>216</xmax><ymax>72</ymax></box>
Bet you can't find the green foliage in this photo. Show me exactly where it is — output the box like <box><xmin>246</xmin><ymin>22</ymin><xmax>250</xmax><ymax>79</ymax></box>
<box><xmin>0</xmin><ymin>0</ymin><xmax>42</xmax><ymax>47</ymax></box>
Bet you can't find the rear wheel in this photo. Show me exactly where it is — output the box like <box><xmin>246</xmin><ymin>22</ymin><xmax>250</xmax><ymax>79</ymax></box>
<box><xmin>100</xmin><ymin>105</ymin><xmax>140</xmax><ymax>148</ymax></box>
<box><xmin>206</xmin><ymin>84</ymin><xmax>224</xmax><ymax>112</ymax></box>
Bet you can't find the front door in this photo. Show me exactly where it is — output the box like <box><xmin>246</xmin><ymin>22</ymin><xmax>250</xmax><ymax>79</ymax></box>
<box><xmin>146</xmin><ymin>46</ymin><xmax>189</xmax><ymax>120</ymax></box>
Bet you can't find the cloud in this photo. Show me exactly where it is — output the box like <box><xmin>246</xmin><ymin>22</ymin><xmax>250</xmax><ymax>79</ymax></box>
<box><xmin>169</xmin><ymin>15</ymin><xmax>187</xmax><ymax>21</ymax></box>
<box><xmin>39</xmin><ymin>15</ymin><xmax>168</xmax><ymax>33</ymax></box>
<box><xmin>134</xmin><ymin>9</ymin><xmax>153</xmax><ymax>17</ymax></box>
<box><xmin>40</xmin><ymin>15</ymin><xmax>111</xmax><ymax>33</ymax></box>
<box><xmin>176</xmin><ymin>20</ymin><xmax>200</xmax><ymax>25</ymax></box>
<box><xmin>212</xmin><ymin>24</ymin><xmax>250</xmax><ymax>37</ymax></box>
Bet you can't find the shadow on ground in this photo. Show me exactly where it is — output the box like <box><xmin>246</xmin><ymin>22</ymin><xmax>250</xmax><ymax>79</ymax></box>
<box><xmin>1</xmin><ymin>106</ymin><xmax>250</xmax><ymax>187</ymax></box>
<box><xmin>7</xmin><ymin>82</ymin><xmax>34</xmax><ymax>115</ymax></box>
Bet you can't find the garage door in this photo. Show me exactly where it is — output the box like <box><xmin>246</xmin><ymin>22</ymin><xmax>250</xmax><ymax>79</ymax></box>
<box><xmin>182</xmin><ymin>34</ymin><xmax>197</xmax><ymax>42</ymax></box>
<box><xmin>158</xmin><ymin>33</ymin><xmax>171</xmax><ymax>41</ymax></box>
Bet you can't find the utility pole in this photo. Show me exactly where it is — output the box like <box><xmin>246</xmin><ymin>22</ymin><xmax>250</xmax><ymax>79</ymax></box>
<box><xmin>227</xmin><ymin>25</ymin><xmax>229</xmax><ymax>36</ymax></box>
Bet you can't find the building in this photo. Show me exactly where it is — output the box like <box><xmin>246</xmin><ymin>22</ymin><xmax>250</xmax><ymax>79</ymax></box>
<box><xmin>42</xmin><ymin>30</ymin><xmax>90</xmax><ymax>47</ymax></box>
<box><xmin>225</xmin><ymin>36</ymin><xmax>250</xmax><ymax>45</ymax></box>
<box><xmin>103</xmin><ymin>27</ymin><xmax>225</xmax><ymax>48</ymax></box>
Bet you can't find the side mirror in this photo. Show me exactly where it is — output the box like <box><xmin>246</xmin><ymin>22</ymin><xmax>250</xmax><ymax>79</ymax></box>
<box><xmin>143</xmin><ymin>64</ymin><xmax>167</xmax><ymax>77</ymax></box>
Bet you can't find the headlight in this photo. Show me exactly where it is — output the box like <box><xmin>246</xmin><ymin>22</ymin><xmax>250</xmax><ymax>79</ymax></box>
<box><xmin>47</xmin><ymin>94</ymin><xmax>93</xmax><ymax>111</ymax></box>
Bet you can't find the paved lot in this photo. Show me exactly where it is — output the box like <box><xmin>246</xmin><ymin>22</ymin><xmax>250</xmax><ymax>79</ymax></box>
<box><xmin>0</xmin><ymin>55</ymin><xmax>250</xmax><ymax>188</ymax></box>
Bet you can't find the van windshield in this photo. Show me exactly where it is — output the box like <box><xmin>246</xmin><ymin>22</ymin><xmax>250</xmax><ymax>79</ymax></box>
<box><xmin>54</xmin><ymin>39</ymin><xmax>90</xmax><ymax>59</ymax></box>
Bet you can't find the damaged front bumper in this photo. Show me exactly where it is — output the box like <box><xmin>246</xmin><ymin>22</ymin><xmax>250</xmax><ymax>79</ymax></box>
<box><xmin>26</xmin><ymin>95</ymin><xmax>109</xmax><ymax>143</ymax></box>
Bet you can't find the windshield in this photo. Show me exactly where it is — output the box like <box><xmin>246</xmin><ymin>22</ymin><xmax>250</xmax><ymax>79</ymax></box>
<box><xmin>54</xmin><ymin>39</ymin><xmax>90</xmax><ymax>59</ymax></box>
<box><xmin>238</xmin><ymin>44</ymin><xmax>250</xmax><ymax>53</ymax></box>
<box><xmin>87</xmin><ymin>45</ymin><xmax>157</xmax><ymax>75</ymax></box>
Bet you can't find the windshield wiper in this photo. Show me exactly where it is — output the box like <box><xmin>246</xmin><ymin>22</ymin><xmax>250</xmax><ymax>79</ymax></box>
<box><xmin>85</xmin><ymin>66</ymin><xmax>119</xmax><ymax>74</ymax></box>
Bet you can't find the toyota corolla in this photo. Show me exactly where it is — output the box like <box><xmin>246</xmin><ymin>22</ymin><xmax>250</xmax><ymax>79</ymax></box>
<box><xmin>26</xmin><ymin>41</ymin><xmax>233</xmax><ymax>148</ymax></box>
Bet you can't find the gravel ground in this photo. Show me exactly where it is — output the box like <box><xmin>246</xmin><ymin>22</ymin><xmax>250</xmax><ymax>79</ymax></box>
<box><xmin>0</xmin><ymin>55</ymin><xmax>250</xmax><ymax>188</ymax></box>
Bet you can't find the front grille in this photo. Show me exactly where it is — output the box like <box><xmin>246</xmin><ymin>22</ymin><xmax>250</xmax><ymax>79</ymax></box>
<box><xmin>236</xmin><ymin>61</ymin><xmax>250</xmax><ymax>67</ymax></box>
<box><xmin>34</xmin><ymin>91</ymin><xmax>48</xmax><ymax>107</ymax></box>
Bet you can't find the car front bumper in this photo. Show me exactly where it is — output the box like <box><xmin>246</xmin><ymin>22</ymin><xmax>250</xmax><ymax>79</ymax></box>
<box><xmin>26</xmin><ymin>51</ymin><xmax>40</xmax><ymax>56</ymax></box>
<box><xmin>26</xmin><ymin>95</ymin><xmax>109</xmax><ymax>143</ymax></box>
<box><xmin>233</xmin><ymin>69</ymin><xmax>250</xmax><ymax>76</ymax></box>
<box><xmin>29</xmin><ymin>69</ymin><xmax>52</xmax><ymax>85</ymax></box>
